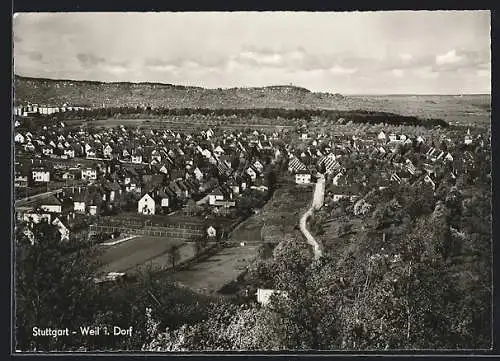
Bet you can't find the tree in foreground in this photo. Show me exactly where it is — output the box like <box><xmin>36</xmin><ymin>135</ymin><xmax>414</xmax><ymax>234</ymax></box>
<box><xmin>142</xmin><ymin>227</ymin><xmax>491</xmax><ymax>351</ymax></box>
<box><xmin>15</xmin><ymin>221</ymin><xmax>100</xmax><ymax>351</ymax></box>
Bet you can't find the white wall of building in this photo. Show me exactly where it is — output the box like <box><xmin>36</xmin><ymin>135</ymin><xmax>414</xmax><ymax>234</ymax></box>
<box><xmin>138</xmin><ymin>194</ymin><xmax>155</xmax><ymax>215</ymax></box>
<box><xmin>295</xmin><ymin>173</ymin><xmax>311</xmax><ymax>184</ymax></box>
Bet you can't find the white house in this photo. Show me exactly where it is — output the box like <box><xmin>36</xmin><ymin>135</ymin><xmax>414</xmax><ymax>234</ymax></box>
<box><xmin>86</xmin><ymin>148</ymin><xmax>96</xmax><ymax>158</ymax></box>
<box><xmin>207</xmin><ymin>226</ymin><xmax>217</xmax><ymax>238</ymax></box>
<box><xmin>295</xmin><ymin>172</ymin><xmax>311</xmax><ymax>184</ymax></box>
<box><xmin>14</xmin><ymin>133</ymin><xmax>25</xmax><ymax>143</ymax></box>
<box><xmin>213</xmin><ymin>145</ymin><xmax>225</xmax><ymax>157</ymax></box>
<box><xmin>160</xmin><ymin>196</ymin><xmax>169</xmax><ymax>208</ymax></box>
<box><xmin>64</xmin><ymin>149</ymin><xmax>75</xmax><ymax>158</ymax></box>
<box><xmin>14</xmin><ymin>175</ymin><xmax>28</xmax><ymax>187</ymax></box>
<box><xmin>131</xmin><ymin>154</ymin><xmax>143</xmax><ymax>164</ymax></box>
<box><xmin>138</xmin><ymin>193</ymin><xmax>156</xmax><ymax>215</ymax></box>
<box><xmin>208</xmin><ymin>188</ymin><xmax>225</xmax><ymax>206</ymax></box>
<box><xmin>151</xmin><ymin>150</ymin><xmax>162</xmax><ymax>163</ymax></box>
<box><xmin>23</xmin><ymin>212</ymin><xmax>52</xmax><ymax>224</ymax></box>
<box><xmin>40</xmin><ymin>197</ymin><xmax>62</xmax><ymax>213</ymax></box>
<box><xmin>256</xmin><ymin>288</ymin><xmax>288</xmax><ymax>306</ymax></box>
<box><xmin>377</xmin><ymin>131</ymin><xmax>386</xmax><ymax>141</ymax></box>
<box><xmin>332</xmin><ymin>194</ymin><xmax>357</xmax><ymax>203</ymax></box>
<box><xmin>201</xmin><ymin>149</ymin><xmax>212</xmax><ymax>158</ymax></box>
<box><xmin>193</xmin><ymin>167</ymin><xmax>204</xmax><ymax>181</ymax></box>
<box><xmin>103</xmin><ymin>144</ymin><xmax>113</xmax><ymax>158</ymax></box>
<box><xmin>464</xmin><ymin>129</ymin><xmax>473</xmax><ymax>145</ymax></box>
<box><xmin>157</xmin><ymin>190</ymin><xmax>170</xmax><ymax>208</ymax></box>
<box><xmin>74</xmin><ymin>200</ymin><xmax>86</xmax><ymax>213</ymax></box>
<box><xmin>81</xmin><ymin>168</ymin><xmax>97</xmax><ymax>181</ymax></box>
<box><xmin>42</xmin><ymin>147</ymin><xmax>53</xmax><ymax>156</ymax></box>
<box><xmin>246</xmin><ymin>167</ymin><xmax>257</xmax><ymax>182</ymax></box>
<box><xmin>32</xmin><ymin>169</ymin><xmax>50</xmax><ymax>182</ymax></box>
<box><xmin>24</xmin><ymin>142</ymin><xmax>36</xmax><ymax>152</ymax></box>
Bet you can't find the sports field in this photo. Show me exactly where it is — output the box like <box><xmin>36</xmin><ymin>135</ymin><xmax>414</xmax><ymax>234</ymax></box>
<box><xmin>98</xmin><ymin>236</ymin><xmax>184</xmax><ymax>274</ymax></box>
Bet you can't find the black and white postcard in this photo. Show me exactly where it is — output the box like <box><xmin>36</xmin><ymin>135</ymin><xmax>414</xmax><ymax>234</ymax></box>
<box><xmin>12</xmin><ymin>11</ymin><xmax>492</xmax><ymax>353</ymax></box>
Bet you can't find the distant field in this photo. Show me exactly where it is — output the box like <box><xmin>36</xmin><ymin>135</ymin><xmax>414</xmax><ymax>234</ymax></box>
<box><xmin>42</xmin><ymin>94</ymin><xmax>491</xmax><ymax>133</ymax></box>
<box><xmin>66</xmin><ymin>117</ymin><xmax>295</xmax><ymax>131</ymax></box>
<box><xmin>346</xmin><ymin>94</ymin><xmax>491</xmax><ymax>128</ymax></box>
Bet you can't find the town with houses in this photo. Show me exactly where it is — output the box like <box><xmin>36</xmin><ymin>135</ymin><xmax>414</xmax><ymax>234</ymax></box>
<box><xmin>14</xmin><ymin>108</ymin><xmax>488</xmax><ymax>264</ymax></box>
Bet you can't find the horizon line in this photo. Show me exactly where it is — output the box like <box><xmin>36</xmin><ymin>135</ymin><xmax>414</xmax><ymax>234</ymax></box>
<box><xmin>13</xmin><ymin>74</ymin><xmax>491</xmax><ymax>97</ymax></box>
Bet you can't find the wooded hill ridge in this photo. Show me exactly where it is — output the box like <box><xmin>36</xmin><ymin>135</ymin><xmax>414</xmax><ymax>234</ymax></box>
<box><xmin>14</xmin><ymin>75</ymin><xmax>346</xmax><ymax>109</ymax></box>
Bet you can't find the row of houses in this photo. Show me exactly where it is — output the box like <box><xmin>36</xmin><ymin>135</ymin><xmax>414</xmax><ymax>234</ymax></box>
<box><xmin>284</xmin><ymin>126</ymin><xmax>488</xmax><ymax>203</ymax></box>
<box><xmin>14</xmin><ymin>104</ymin><xmax>90</xmax><ymax>117</ymax></box>
<box><xmin>15</xmin><ymin>124</ymin><xmax>289</xmax><ymax>227</ymax></box>
<box><xmin>15</xmin><ymin>119</ymin><xmax>488</xmax><ymax>242</ymax></box>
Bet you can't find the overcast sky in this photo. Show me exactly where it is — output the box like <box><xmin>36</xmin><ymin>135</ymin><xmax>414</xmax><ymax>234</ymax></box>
<box><xmin>13</xmin><ymin>11</ymin><xmax>490</xmax><ymax>95</ymax></box>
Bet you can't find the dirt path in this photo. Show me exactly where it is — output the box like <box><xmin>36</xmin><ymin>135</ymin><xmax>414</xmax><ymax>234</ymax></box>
<box><xmin>299</xmin><ymin>174</ymin><xmax>325</xmax><ymax>260</ymax></box>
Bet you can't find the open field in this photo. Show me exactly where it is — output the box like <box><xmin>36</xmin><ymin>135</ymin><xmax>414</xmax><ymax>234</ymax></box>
<box><xmin>161</xmin><ymin>184</ymin><xmax>313</xmax><ymax>293</ymax></box>
<box><xmin>98</xmin><ymin>236</ymin><xmax>184</xmax><ymax>274</ymax></box>
<box><xmin>164</xmin><ymin>244</ymin><xmax>259</xmax><ymax>293</ymax></box>
<box><xmin>69</xmin><ymin>118</ymin><xmax>295</xmax><ymax>131</ymax></box>
<box><xmin>347</xmin><ymin>94</ymin><xmax>490</xmax><ymax>128</ymax></box>
<box><xmin>231</xmin><ymin>185</ymin><xmax>313</xmax><ymax>244</ymax></box>
<box><xmin>141</xmin><ymin>241</ymin><xmax>196</xmax><ymax>271</ymax></box>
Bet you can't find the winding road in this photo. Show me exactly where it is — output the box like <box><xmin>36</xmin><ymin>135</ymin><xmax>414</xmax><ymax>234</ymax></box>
<box><xmin>299</xmin><ymin>173</ymin><xmax>325</xmax><ymax>260</ymax></box>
